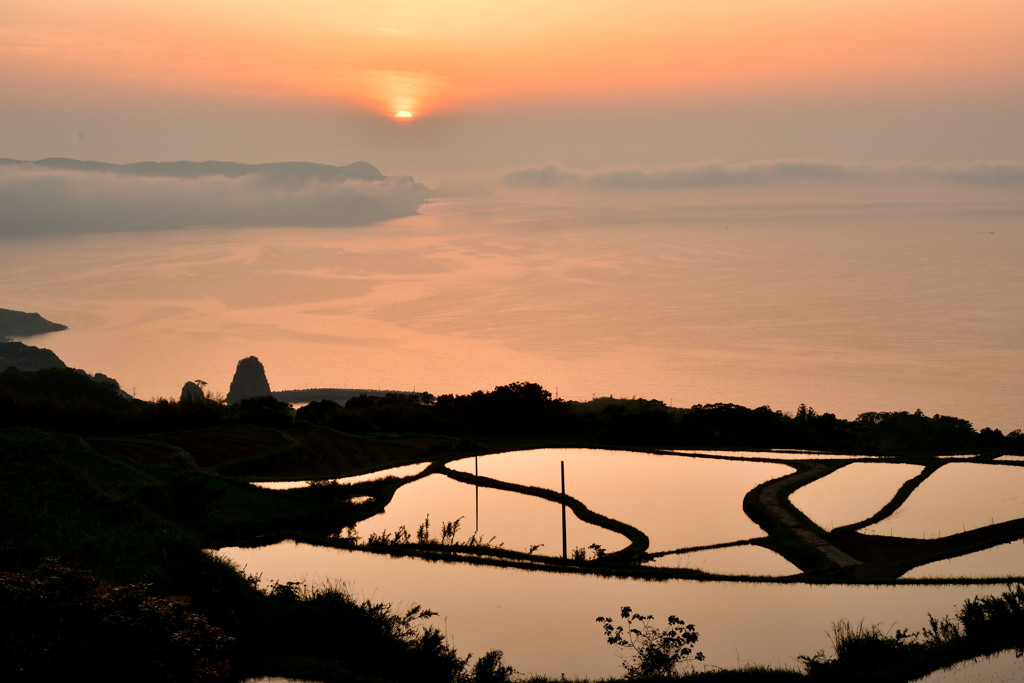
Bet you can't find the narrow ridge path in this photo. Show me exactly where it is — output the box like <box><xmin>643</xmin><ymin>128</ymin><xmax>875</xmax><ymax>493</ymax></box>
<box><xmin>756</xmin><ymin>464</ymin><xmax>863</xmax><ymax>569</ymax></box>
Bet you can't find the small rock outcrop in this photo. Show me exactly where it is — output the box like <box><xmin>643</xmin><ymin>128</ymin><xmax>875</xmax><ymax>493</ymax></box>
<box><xmin>180</xmin><ymin>381</ymin><xmax>206</xmax><ymax>403</ymax></box>
<box><xmin>226</xmin><ymin>356</ymin><xmax>272</xmax><ymax>404</ymax></box>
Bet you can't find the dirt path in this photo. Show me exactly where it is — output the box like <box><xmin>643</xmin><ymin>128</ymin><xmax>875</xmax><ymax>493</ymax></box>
<box><xmin>756</xmin><ymin>463</ymin><xmax>863</xmax><ymax>569</ymax></box>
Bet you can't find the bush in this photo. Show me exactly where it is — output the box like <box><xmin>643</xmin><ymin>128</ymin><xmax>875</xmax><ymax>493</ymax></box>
<box><xmin>797</xmin><ymin>585</ymin><xmax>1024</xmax><ymax>680</ymax></box>
<box><xmin>471</xmin><ymin>649</ymin><xmax>517</xmax><ymax>682</ymax></box>
<box><xmin>597</xmin><ymin>605</ymin><xmax>704</xmax><ymax>679</ymax></box>
<box><xmin>829</xmin><ymin>619</ymin><xmax>913</xmax><ymax>670</ymax></box>
<box><xmin>958</xmin><ymin>583</ymin><xmax>1024</xmax><ymax>641</ymax></box>
<box><xmin>248</xmin><ymin>578</ymin><xmax>469</xmax><ymax>682</ymax></box>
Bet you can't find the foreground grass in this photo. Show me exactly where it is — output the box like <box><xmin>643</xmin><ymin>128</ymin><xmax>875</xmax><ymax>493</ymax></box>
<box><xmin>796</xmin><ymin>584</ymin><xmax>1024</xmax><ymax>682</ymax></box>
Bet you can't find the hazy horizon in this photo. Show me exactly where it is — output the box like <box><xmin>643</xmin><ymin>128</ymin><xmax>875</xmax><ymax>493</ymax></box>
<box><xmin>4</xmin><ymin>2</ymin><xmax>1023</xmax><ymax>181</ymax></box>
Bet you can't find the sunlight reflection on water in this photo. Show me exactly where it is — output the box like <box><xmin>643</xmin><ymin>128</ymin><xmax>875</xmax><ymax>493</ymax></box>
<box><xmin>216</xmin><ymin>541</ymin><xmax>993</xmax><ymax>679</ymax></box>
<box><xmin>903</xmin><ymin>539</ymin><xmax>1024</xmax><ymax>579</ymax></box>
<box><xmin>646</xmin><ymin>545</ymin><xmax>799</xmax><ymax>576</ymax></box>
<box><xmin>251</xmin><ymin>462</ymin><xmax>430</xmax><ymax>489</ymax></box>
<box><xmin>861</xmin><ymin>463</ymin><xmax>1024</xmax><ymax>538</ymax></box>
<box><xmin>348</xmin><ymin>472</ymin><xmax>625</xmax><ymax>554</ymax></box>
<box><xmin>447</xmin><ymin>449</ymin><xmax>792</xmax><ymax>551</ymax></box>
<box><xmin>2</xmin><ymin>195</ymin><xmax>1022</xmax><ymax>432</ymax></box>
<box><xmin>790</xmin><ymin>462</ymin><xmax>924</xmax><ymax>530</ymax></box>
<box><xmin>912</xmin><ymin>650</ymin><xmax>1024</xmax><ymax>682</ymax></box>
<box><xmin>215</xmin><ymin>447</ymin><xmax>1024</xmax><ymax>678</ymax></box>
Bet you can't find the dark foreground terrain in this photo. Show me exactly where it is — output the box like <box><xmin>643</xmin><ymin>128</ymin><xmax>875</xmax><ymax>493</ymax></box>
<box><xmin>2</xmin><ymin>366</ymin><xmax>1023</xmax><ymax>681</ymax></box>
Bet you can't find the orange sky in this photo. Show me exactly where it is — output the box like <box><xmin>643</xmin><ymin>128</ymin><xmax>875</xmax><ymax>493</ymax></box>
<box><xmin>5</xmin><ymin>0</ymin><xmax>1023</xmax><ymax>119</ymax></box>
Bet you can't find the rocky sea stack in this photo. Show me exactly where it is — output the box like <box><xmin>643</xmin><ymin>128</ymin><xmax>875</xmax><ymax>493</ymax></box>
<box><xmin>179</xmin><ymin>381</ymin><xmax>207</xmax><ymax>403</ymax></box>
<box><xmin>226</xmin><ymin>356</ymin><xmax>272</xmax><ymax>404</ymax></box>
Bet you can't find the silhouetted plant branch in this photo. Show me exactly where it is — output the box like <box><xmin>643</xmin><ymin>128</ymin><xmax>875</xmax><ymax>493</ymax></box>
<box><xmin>597</xmin><ymin>605</ymin><xmax>703</xmax><ymax>679</ymax></box>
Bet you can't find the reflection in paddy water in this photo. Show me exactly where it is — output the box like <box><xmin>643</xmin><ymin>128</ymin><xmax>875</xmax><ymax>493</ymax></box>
<box><xmin>216</xmin><ymin>448</ymin><xmax>1024</xmax><ymax>678</ymax></box>
<box><xmin>448</xmin><ymin>449</ymin><xmax>792</xmax><ymax>551</ymax></box>
<box><xmin>251</xmin><ymin>461</ymin><xmax>430</xmax><ymax>490</ymax></box>
<box><xmin>646</xmin><ymin>545</ymin><xmax>798</xmax><ymax>576</ymax></box>
<box><xmin>215</xmin><ymin>542</ymin><xmax>994</xmax><ymax>679</ymax></box>
<box><xmin>348</xmin><ymin>473</ymin><xmax>625</xmax><ymax>554</ymax></box>
<box><xmin>673</xmin><ymin>449</ymin><xmax>859</xmax><ymax>461</ymax></box>
<box><xmin>903</xmin><ymin>540</ymin><xmax>1024</xmax><ymax>579</ymax></box>
<box><xmin>911</xmin><ymin>648</ymin><xmax>1024</xmax><ymax>682</ymax></box>
<box><xmin>789</xmin><ymin>462</ymin><xmax>924</xmax><ymax>530</ymax></box>
<box><xmin>862</xmin><ymin>463</ymin><xmax>1024</xmax><ymax>538</ymax></box>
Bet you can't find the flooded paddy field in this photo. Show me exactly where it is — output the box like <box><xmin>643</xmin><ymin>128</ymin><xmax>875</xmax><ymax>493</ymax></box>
<box><xmin>219</xmin><ymin>447</ymin><xmax>1024</xmax><ymax>679</ymax></box>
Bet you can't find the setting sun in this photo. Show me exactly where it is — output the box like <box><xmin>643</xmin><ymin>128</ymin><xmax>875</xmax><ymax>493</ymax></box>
<box><xmin>395</xmin><ymin>110</ymin><xmax>413</xmax><ymax>120</ymax></box>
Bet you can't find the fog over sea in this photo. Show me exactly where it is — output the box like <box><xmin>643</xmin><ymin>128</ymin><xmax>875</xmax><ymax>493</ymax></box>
<box><xmin>3</xmin><ymin>191</ymin><xmax>1022</xmax><ymax>432</ymax></box>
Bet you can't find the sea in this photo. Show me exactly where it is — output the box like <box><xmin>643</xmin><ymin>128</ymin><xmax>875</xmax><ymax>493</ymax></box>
<box><xmin>2</xmin><ymin>192</ymin><xmax>1021</xmax><ymax>432</ymax></box>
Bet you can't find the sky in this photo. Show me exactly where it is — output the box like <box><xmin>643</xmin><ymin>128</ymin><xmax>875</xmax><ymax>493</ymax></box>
<box><xmin>2</xmin><ymin>1</ymin><xmax>1024</xmax><ymax>430</ymax></box>
<box><xmin>3</xmin><ymin>0</ymin><xmax>1024</xmax><ymax>181</ymax></box>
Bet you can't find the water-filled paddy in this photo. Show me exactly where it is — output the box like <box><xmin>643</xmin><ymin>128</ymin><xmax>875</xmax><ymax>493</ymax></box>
<box><xmin>346</xmin><ymin>473</ymin><xmax>625</xmax><ymax>554</ymax></box>
<box><xmin>216</xmin><ymin>541</ymin><xmax>994</xmax><ymax>679</ymax></box>
<box><xmin>861</xmin><ymin>463</ymin><xmax>1024</xmax><ymax>538</ymax></box>
<box><xmin>447</xmin><ymin>449</ymin><xmax>792</xmax><ymax>551</ymax></box>
<box><xmin>217</xmin><ymin>447</ymin><xmax>1024</xmax><ymax>678</ymax></box>
<box><xmin>789</xmin><ymin>462</ymin><xmax>924</xmax><ymax>530</ymax></box>
<box><xmin>911</xmin><ymin>649</ymin><xmax>1024</xmax><ymax>682</ymax></box>
<box><xmin>252</xmin><ymin>461</ymin><xmax>430</xmax><ymax>489</ymax></box>
<box><xmin>646</xmin><ymin>545</ymin><xmax>798</xmax><ymax>576</ymax></box>
<box><xmin>902</xmin><ymin>540</ymin><xmax>1024</xmax><ymax>580</ymax></box>
<box><xmin>673</xmin><ymin>449</ymin><xmax>858</xmax><ymax>461</ymax></box>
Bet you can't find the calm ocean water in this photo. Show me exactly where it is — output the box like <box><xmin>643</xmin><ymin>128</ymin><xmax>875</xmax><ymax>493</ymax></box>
<box><xmin>3</xmin><ymin>194</ymin><xmax>1022</xmax><ymax>431</ymax></box>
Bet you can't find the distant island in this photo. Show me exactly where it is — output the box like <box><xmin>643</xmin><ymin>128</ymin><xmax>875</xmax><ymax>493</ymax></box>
<box><xmin>0</xmin><ymin>157</ymin><xmax>392</xmax><ymax>183</ymax></box>
<box><xmin>0</xmin><ymin>307</ymin><xmax>67</xmax><ymax>339</ymax></box>
<box><xmin>0</xmin><ymin>158</ymin><xmax>432</xmax><ymax>234</ymax></box>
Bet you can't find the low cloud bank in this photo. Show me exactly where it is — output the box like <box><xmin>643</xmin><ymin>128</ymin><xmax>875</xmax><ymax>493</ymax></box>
<box><xmin>915</xmin><ymin>162</ymin><xmax>1024</xmax><ymax>187</ymax></box>
<box><xmin>0</xmin><ymin>159</ymin><xmax>431</xmax><ymax>235</ymax></box>
<box><xmin>503</xmin><ymin>160</ymin><xmax>1024</xmax><ymax>191</ymax></box>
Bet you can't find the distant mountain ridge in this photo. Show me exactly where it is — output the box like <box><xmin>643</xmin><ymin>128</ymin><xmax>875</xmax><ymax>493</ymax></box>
<box><xmin>0</xmin><ymin>341</ymin><xmax>67</xmax><ymax>372</ymax></box>
<box><xmin>0</xmin><ymin>157</ymin><xmax>390</xmax><ymax>183</ymax></box>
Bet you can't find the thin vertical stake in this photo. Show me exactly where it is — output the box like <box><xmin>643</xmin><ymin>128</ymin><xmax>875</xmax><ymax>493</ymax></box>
<box><xmin>561</xmin><ymin>460</ymin><xmax>567</xmax><ymax>559</ymax></box>
<box><xmin>475</xmin><ymin>456</ymin><xmax>479</xmax><ymax>533</ymax></box>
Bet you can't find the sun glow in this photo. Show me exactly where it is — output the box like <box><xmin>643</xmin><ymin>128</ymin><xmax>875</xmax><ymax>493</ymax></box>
<box><xmin>3</xmin><ymin>1</ymin><xmax>1022</xmax><ymax>123</ymax></box>
<box><xmin>395</xmin><ymin>110</ymin><xmax>413</xmax><ymax>119</ymax></box>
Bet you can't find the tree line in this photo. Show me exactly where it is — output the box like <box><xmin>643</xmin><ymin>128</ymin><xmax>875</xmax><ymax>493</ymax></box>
<box><xmin>2</xmin><ymin>367</ymin><xmax>1021</xmax><ymax>456</ymax></box>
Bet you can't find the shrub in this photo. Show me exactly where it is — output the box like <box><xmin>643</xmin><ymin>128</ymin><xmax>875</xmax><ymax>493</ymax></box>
<box><xmin>597</xmin><ymin>605</ymin><xmax>704</xmax><ymax>679</ymax></box>
<box><xmin>471</xmin><ymin>649</ymin><xmax>517</xmax><ymax>682</ymax></box>
<box><xmin>958</xmin><ymin>583</ymin><xmax>1024</xmax><ymax>641</ymax></box>
<box><xmin>798</xmin><ymin>585</ymin><xmax>1024</xmax><ymax>679</ymax></box>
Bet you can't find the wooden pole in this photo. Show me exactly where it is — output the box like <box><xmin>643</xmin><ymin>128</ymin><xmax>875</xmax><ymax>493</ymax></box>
<box><xmin>561</xmin><ymin>460</ymin><xmax>567</xmax><ymax>559</ymax></box>
<box><xmin>475</xmin><ymin>455</ymin><xmax>479</xmax><ymax>533</ymax></box>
